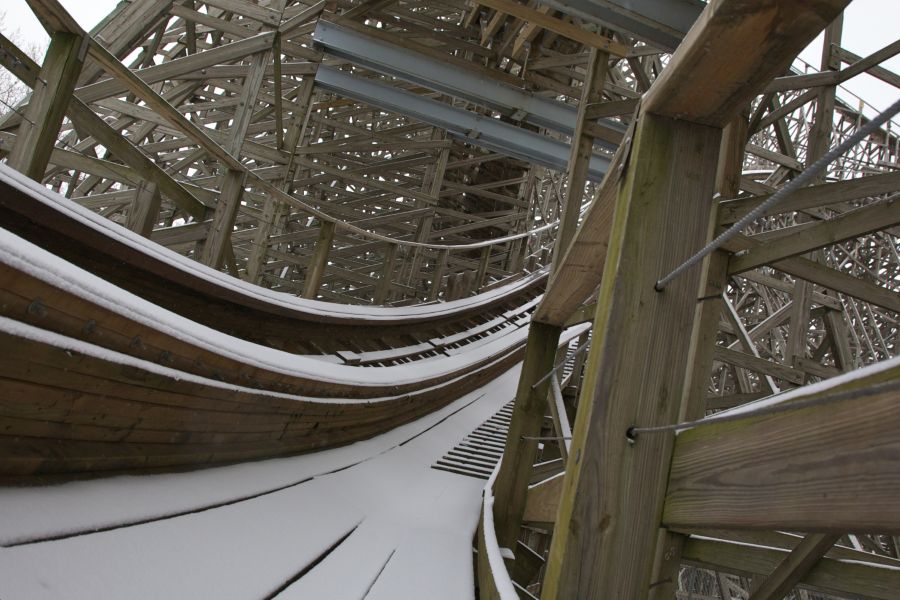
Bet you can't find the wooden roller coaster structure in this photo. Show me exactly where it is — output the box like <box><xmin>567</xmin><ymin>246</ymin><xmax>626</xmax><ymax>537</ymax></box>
<box><xmin>0</xmin><ymin>0</ymin><xmax>898</xmax><ymax>598</ymax></box>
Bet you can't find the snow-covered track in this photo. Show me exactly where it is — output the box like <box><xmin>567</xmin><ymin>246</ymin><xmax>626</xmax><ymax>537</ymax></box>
<box><xmin>0</xmin><ymin>169</ymin><xmax>555</xmax><ymax>481</ymax></box>
<box><xmin>0</xmin><ymin>166</ymin><xmax>546</xmax><ymax>355</ymax></box>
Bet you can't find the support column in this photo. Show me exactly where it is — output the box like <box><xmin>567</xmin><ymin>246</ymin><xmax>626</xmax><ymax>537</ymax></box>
<box><xmin>428</xmin><ymin>248</ymin><xmax>449</xmax><ymax>301</ymax></box>
<box><xmin>492</xmin><ymin>321</ymin><xmax>563</xmax><ymax>549</ymax></box>
<box><xmin>648</xmin><ymin>112</ymin><xmax>748</xmax><ymax>599</ymax></box>
<box><xmin>807</xmin><ymin>15</ymin><xmax>843</xmax><ymax>180</ymax></box>
<box><xmin>200</xmin><ymin>168</ymin><xmax>248</xmax><ymax>268</ymax></box>
<box><xmin>374</xmin><ymin>242</ymin><xmax>397</xmax><ymax>304</ymax></box>
<box><xmin>7</xmin><ymin>31</ymin><xmax>86</xmax><ymax>181</ymax></box>
<box><xmin>542</xmin><ymin>112</ymin><xmax>721</xmax><ymax>599</ymax></box>
<box><xmin>126</xmin><ymin>180</ymin><xmax>162</xmax><ymax>237</ymax></box>
<box><xmin>201</xmin><ymin>47</ymin><xmax>273</xmax><ymax>269</ymax></box>
<box><xmin>302</xmin><ymin>220</ymin><xmax>336</xmax><ymax>299</ymax></box>
<box><xmin>247</xmin><ymin>78</ymin><xmax>317</xmax><ymax>284</ymax></box>
<box><xmin>551</xmin><ymin>46</ymin><xmax>609</xmax><ymax>270</ymax></box>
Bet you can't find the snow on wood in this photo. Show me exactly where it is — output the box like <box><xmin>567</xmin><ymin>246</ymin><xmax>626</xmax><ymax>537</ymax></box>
<box><xmin>0</xmin><ymin>163</ymin><xmax>546</xmax><ymax>322</ymax></box>
<box><xmin>0</xmin><ymin>367</ymin><xmax>522</xmax><ymax>599</ymax></box>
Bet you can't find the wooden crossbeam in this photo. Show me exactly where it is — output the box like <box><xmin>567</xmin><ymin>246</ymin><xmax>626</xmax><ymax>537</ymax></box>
<box><xmin>728</xmin><ymin>198</ymin><xmax>900</xmax><ymax>273</ymax></box>
<box><xmin>747</xmin><ymin>533</ymin><xmax>840</xmax><ymax>600</ymax></box>
<box><xmin>683</xmin><ymin>535</ymin><xmax>900</xmax><ymax>600</ymax></box>
<box><xmin>664</xmin><ymin>362</ymin><xmax>900</xmax><ymax>533</ymax></box>
<box><xmin>475</xmin><ymin>0</ymin><xmax>630</xmax><ymax>57</ymax></box>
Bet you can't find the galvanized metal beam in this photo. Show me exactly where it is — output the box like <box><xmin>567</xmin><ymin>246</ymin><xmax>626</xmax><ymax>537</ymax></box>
<box><xmin>536</xmin><ymin>0</ymin><xmax>704</xmax><ymax>52</ymax></box>
<box><xmin>313</xmin><ymin>20</ymin><xmax>622</xmax><ymax>150</ymax></box>
<box><xmin>314</xmin><ymin>66</ymin><xmax>612</xmax><ymax>181</ymax></box>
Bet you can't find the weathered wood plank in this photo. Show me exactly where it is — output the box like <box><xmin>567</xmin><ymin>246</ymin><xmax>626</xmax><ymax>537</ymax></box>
<box><xmin>664</xmin><ymin>363</ymin><xmax>900</xmax><ymax>533</ymax></box>
<box><xmin>682</xmin><ymin>535</ymin><xmax>900</xmax><ymax>600</ymax></box>
<box><xmin>642</xmin><ymin>0</ymin><xmax>849</xmax><ymax>127</ymax></box>
<box><xmin>541</xmin><ymin>113</ymin><xmax>721</xmax><ymax>599</ymax></box>
<box><xmin>7</xmin><ymin>32</ymin><xmax>86</xmax><ymax>180</ymax></box>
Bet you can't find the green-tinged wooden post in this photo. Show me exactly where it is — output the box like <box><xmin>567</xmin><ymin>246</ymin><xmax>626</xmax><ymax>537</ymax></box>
<box><xmin>303</xmin><ymin>220</ymin><xmax>336</xmax><ymax>299</ymax></box>
<box><xmin>7</xmin><ymin>31</ymin><xmax>86</xmax><ymax>181</ymax></box>
<box><xmin>541</xmin><ymin>112</ymin><xmax>722</xmax><ymax>599</ymax></box>
<box><xmin>649</xmin><ymin>112</ymin><xmax>748</xmax><ymax>599</ymax></box>
<box><xmin>492</xmin><ymin>321</ymin><xmax>563</xmax><ymax>549</ymax></box>
<box><xmin>551</xmin><ymin>46</ymin><xmax>609</xmax><ymax>271</ymax></box>
<box><xmin>489</xmin><ymin>42</ymin><xmax>610</xmax><ymax>560</ymax></box>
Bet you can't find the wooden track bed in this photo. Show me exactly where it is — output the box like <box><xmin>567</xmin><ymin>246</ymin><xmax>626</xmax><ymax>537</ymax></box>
<box><xmin>0</xmin><ymin>174</ymin><xmax>543</xmax><ymax>481</ymax></box>
<box><xmin>0</xmin><ymin>173</ymin><xmax>546</xmax><ymax>355</ymax></box>
<box><xmin>0</xmin><ymin>320</ymin><xmax>523</xmax><ymax>480</ymax></box>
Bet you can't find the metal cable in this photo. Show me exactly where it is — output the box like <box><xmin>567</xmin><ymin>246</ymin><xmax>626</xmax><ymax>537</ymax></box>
<box><xmin>531</xmin><ymin>337</ymin><xmax>592</xmax><ymax>389</ymax></box>
<box><xmin>655</xmin><ymin>96</ymin><xmax>900</xmax><ymax>291</ymax></box>
<box><xmin>626</xmin><ymin>376</ymin><xmax>900</xmax><ymax>440</ymax></box>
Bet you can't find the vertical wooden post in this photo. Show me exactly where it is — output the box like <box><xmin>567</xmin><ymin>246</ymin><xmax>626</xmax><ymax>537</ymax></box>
<box><xmin>405</xmin><ymin>130</ymin><xmax>450</xmax><ymax>286</ymax></box>
<box><xmin>201</xmin><ymin>48</ymin><xmax>272</xmax><ymax>269</ymax></box>
<box><xmin>247</xmin><ymin>77</ymin><xmax>316</xmax><ymax>284</ymax></box>
<box><xmin>492</xmin><ymin>321</ymin><xmax>562</xmax><ymax>549</ymax></box>
<box><xmin>541</xmin><ymin>113</ymin><xmax>721</xmax><ymax>599</ymax></box>
<box><xmin>374</xmin><ymin>242</ymin><xmax>397</xmax><ymax>304</ymax></box>
<box><xmin>551</xmin><ymin>46</ymin><xmax>609</xmax><ymax>270</ymax></box>
<box><xmin>7</xmin><ymin>31</ymin><xmax>86</xmax><ymax>180</ymax></box>
<box><xmin>428</xmin><ymin>248</ymin><xmax>449</xmax><ymax>301</ymax></box>
<box><xmin>200</xmin><ymin>168</ymin><xmax>248</xmax><ymax>269</ymax></box>
<box><xmin>126</xmin><ymin>180</ymin><xmax>161</xmax><ymax>237</ymax></box>
<box><xmin>648</xmin><ymin>113</ymin><xmax>748</xmax><ymax>600</ymax></box>
<box><xmin>303</xmin><ymin>220</ymin><xmax>336</xmax><ymax>299</ymax></box>
<box><xmin>475</xmin><ymin>245</ymin><xmax>491</xmax><ymax>291</ymax></box>
<box><xmin>807</xmin><ymin>14</ymin><xmax>843</xmax><ymax>180</ymax></box>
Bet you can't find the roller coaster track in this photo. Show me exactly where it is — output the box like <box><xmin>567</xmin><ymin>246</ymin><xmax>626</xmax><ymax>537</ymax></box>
<box><xmin>0</xmin><ymin>166</ymin><xmax>558</xmax><ymax>480</ymax></box>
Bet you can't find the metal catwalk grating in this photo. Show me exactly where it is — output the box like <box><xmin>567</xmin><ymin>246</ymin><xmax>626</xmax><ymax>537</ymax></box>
<box><xmin>431</xmin><ymin>401</ymin><xmax>514</xmax><ymax>480</ymax></box>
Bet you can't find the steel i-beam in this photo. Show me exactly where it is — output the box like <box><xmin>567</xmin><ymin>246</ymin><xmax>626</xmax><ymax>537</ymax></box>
<box><xmin>312</xmin><ymin>20</ymin><xmax>623</xmax><ymax>151</ymax></box>
<box><xmin>314</xmin><ymin>66</ymin><xmax>612</xmax><ymax>181</ymax></box>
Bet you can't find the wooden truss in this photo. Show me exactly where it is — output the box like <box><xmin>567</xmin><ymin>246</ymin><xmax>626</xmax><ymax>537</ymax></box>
<box><xmin>0</xmin><ymin>0</ymin><xmax>898</xmax><ymax>598</ymax></box>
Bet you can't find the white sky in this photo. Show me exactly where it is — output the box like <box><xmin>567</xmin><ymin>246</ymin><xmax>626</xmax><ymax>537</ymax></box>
<box><xmin>2</xmin><ymin>0</ymin><xmax>898</xmax><ymax>118</ymax></box>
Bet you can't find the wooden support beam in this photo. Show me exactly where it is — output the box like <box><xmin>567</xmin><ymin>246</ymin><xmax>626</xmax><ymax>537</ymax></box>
<box><xmin>428</xmin><ymin>248</ymin><xmax>449</xmax><ymax>302</ymax></box>
<box><xmin>664</xmin><ymin>361</ymin><xmax>900</xmax><ymax>533</ymax></box>
<box><xmin>683</xmin><ymin>535</ymin><xmax>900</xmax><ymax>600</ymax></box>
<box><xmin>541</xmin><ymin>113</ymin><xmax>722</xmax><ymax>600</ymax></box>
<box><xmin>126</xmin><ymin>181</ymin><xmax>161</xmax><ymax>237</ymax></box>
<box><xmin>302</xmin><ymin>220</ymin><xmax>336</xmax><ymax>299</ymax></box>
<box><xmin>201</xmin><ymin>169</ymin><xmax>248</xmax><ymax>269</ymax></box>
<box><xmin>201</xmin><ymin>49</ymin><xmax>273</xmax><ymax>269</ymax></box>
<box><xmin>532</xmin><ymin>132</ymin><xmax>628</xmax><ymax>326</ymax></box>
<box><xmin>748</xmin><ymin>533</ymin><xmax>840</xmax><ymax>600</ymax></box>
<box><xmin>642</xmin><ymin>0</ymin><xmax>849</xmax><ymax>128</ymax></box>
<box><xmin>374</xmin><ymin>243</ymin><xmax>397</xmax><ymax>304</ymax></box>
<box><xmin>649</xmin><ymin>113</ymin><xmax>750</xmax><ymax>600</ymax></box>
<box><xmin>475</xmin><ymin>0</ymin><xmax>630</xmax><ymax>56</ymax></box>
<box><xmin>723</xmin><ymin>234</ymin><xmax>900</xmax><ymax>314</ymax></box>
<box><xmin>718</xmin><ymin>171</ymin><xmax>900</xmax><ymax>225</ymax></box>
<box><xmin>7</xmin><ymin>32</ymin><xmax>86</xmax><ymax>181</ymax></box>
<box><xmin>474</xmin><ymin>245</ymin><xmax>491</xmax><ymax>292</ymax></box>
<box><xmin>728</xmin><ymin>197</ymin><xmax>900</xmax><ymax>274</ymax></box>
<box><xmin>552</xmin><ymin>46</ymin><xmax>609</xmax><ymax>271</ymax></box>
<box><xmin>492</xmin><ymin>321</ymin><xmax>563</xmax><ymax>549</ymax></box>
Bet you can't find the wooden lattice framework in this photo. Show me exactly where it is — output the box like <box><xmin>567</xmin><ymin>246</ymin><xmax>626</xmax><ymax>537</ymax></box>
<box><xmin>0</xmin><ymin>0</ymin><xmax>898</xmax><ymax>598</ymax></box>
